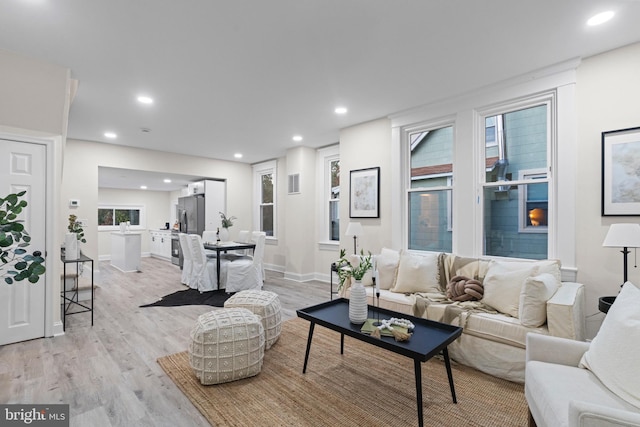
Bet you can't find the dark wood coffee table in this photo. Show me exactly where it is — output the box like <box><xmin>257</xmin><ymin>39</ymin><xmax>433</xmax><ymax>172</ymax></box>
<box><xmin>297</xmin><ymin>298</ymin><xmax>462</xmax><ymax>427</ymax></box>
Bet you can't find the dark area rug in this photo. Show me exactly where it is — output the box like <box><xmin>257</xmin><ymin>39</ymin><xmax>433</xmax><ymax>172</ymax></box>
<box><xmin>140</xmin><ymin>288</ymin><xmax>231</xmax><ymax>308</ymax></box>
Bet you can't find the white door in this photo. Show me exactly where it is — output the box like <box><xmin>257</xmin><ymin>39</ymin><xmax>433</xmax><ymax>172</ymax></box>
<box><xmin>0</xmin><ymin>139</ymin><xmax>47</xmax><ymax>345</ymax></box>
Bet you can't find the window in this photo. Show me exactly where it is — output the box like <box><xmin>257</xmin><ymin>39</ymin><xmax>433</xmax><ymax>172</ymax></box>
<box><xmin>406</xmin><ymin>125</ymin><xmax>453</xmax><ymax>252</ymax></box>
<box><xmin>482</xmin><ymin>101</ymin><xmax>552</xmax><ymax>260</ymax></box>
<box><xmin>253</xmin><ymin>160</ymin><xmax>277</xmax><ymax>237</ymax></box>
<box><xmin>98</xmin><ymin>205</ymin><xmax>145</xmax><ymax>230</ymax></box>
<box><xmin>317</xmin><ymin>145</ymin><xmax>340</xmax><ymax>244</ymax></box>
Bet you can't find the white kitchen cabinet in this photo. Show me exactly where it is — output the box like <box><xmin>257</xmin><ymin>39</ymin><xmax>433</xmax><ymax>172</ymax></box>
<box><xmin>149</xmin><ymin>230</ymin><xmax>172</xmax><ymax>260</ymax></box>
<box><xmin>111</xmin><ymin>232</ymin><xmax>141</xmax><ymax>272</ymax></box>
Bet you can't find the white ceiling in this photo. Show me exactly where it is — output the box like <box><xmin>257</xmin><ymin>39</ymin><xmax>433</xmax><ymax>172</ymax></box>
<box><xmin>2</xmin><ymin>0</ymin><xmax>640</xmax><ymax>168</ymax></box>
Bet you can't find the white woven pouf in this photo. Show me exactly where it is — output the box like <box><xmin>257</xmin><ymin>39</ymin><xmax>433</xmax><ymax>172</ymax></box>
<box><xmin>224</xmin><ymin>290</ymin><xmax>282</xmax><ymax>350</ymax></box>
<box><xmin>189</xmin><ymin>308</ymin><xmax>265</xmax><ymax>385</ymax></box>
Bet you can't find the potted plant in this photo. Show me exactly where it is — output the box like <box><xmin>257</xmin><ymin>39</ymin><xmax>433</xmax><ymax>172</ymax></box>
<box><xmin>65</xmin><ymin>214</ymin><xmax>86</xmax><ymax>260</ymax></box>
<box><xmin>219</xmin><ymin>212</ymin><xmax>237</xmax><ymax>241</ymax></box>
<box><xmin>0</xmin><ymin>191</ymin><xmax>46</xmax><ymax>284</ymax></box>
<box><xmin>335</xmin><ymin>248</ymin><xmax>372</xmax><ymax>324</ymax></box>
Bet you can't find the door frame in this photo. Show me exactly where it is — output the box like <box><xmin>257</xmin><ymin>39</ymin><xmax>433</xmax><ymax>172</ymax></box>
<box><xmin>1</xmin><ymin>131</ymin><xmax>62</xmax><ymax>338</ymax></box>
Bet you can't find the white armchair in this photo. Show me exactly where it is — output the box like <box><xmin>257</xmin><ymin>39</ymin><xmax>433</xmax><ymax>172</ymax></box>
<box><xmin>525</xmin><ymin>333</ymin><xmax>640</xmax><ymax>427</ymax></box>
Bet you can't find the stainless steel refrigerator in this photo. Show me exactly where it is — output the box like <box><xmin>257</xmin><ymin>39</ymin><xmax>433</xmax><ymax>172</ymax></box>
<box><xmin>177</xmin><ymin>194</ymin><xmax>205</xmax><ymax>267</ymax></box>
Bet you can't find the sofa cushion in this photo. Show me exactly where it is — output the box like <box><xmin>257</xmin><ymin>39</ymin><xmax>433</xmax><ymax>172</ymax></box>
<box><xmin>390</xmin><ymin>251</ymin><xmax>440</xmax><ymax>294</ymax></box>
<box><xmin>579</xmin><ymin>282</ymin><xmax>640</xmax><ymax>409</ymax></box>
<box><xmin>482</xmin><ymin>259</ymin><xmax>562</xmax><ymax>318</ymax></box>
<box><xmin>519</xmin><ymin>273</ymin><xmax>560</xmax><ymax>327</ymax></box>
<box><xmin>427</xmin><ymin>303</ymin><xmax>546</xmax><ymax>347</ymax></box>
<box><xmin>376</xmin><ymin>248</ymin><xmax>399</xmax><ymax>290</ymax></box>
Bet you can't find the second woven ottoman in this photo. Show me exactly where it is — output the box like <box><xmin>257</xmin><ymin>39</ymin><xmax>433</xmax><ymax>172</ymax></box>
<box><xmin>189</xmin><ymin>308</ymin><xmax>265</xmax><ymax>385</ymax></box>
<box><xmin>224</xmin><ymin>290</ymin><xmax>282</xmax><ymax>350</ymax></box>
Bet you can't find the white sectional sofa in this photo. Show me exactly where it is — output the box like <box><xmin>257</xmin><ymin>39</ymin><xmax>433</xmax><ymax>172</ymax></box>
<box><xmin>342</xmin><ymin>249</ymin><xmax>586</xmax><ymax>383</ymax></box>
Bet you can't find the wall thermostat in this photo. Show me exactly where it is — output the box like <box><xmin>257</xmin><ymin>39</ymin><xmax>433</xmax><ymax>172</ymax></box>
<box><xmin>69</xmin><ymin>199</ymin><xmax>80</xmax><ymax>207</ymax></box>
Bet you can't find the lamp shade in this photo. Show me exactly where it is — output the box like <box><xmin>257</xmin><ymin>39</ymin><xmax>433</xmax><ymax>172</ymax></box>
<box><xmin>345</xmin><ymin>222</ymin><xmax>363</xmax><ymax>237</ymax></box>
<box><xmin>603</xmin><ymin>223</ymin><xmax>640</xmax><ymax>248</ymax></box>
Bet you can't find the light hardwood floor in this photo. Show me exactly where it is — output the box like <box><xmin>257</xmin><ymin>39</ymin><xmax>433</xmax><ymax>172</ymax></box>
<box><xmin>0</xmin><ymin>257</ymin><xmax>330</xmax><ymax>426</ymax></box>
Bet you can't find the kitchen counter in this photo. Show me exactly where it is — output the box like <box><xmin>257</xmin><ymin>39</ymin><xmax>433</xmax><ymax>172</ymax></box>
<box><xmin>110</xmin><ymin>232</ymin><xmax>141</xmax><ymax>272</ymax></box>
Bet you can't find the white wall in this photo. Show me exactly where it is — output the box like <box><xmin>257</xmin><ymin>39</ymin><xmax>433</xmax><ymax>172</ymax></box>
<box><xmin>575</xmin><ymin>42</ymin><xmax>640</xmax><ymax>337</ymax></box>
<box><xmin>339</xmin><ymin>118</ymin><xmax>394</xmax><ymax>254</ymax></box>
<box><xmin>97</xmin><ymin>188</ymin><xmax>172</xmax><ymax>258</ymax></box>
<box><xmin>61</xmin><ymin>139</ymin><xmax>253</xmax><ymax>266</ymax></box>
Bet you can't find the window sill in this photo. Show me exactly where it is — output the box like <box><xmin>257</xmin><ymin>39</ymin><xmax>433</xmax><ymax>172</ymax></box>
<box><xmin>318</xmin><ymin>241</ymin><xmax>339</xmax><ymax>251</ymax></box>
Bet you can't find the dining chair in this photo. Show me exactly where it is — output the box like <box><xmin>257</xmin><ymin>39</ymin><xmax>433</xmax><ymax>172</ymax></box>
<box><xmin>178</xmin><ymin>233</ymin><xmax>195</xmax><ymax>288</ymax></box>
<box><xmin>233</xmin><ymin>230</ymin><xmax>251</xmax><ymax>256</ymax></box>
<box><xmin>188</xmin><ymin>234</ymin><xmax>229</xmax><ymax>291</ymax></box>
<box><xmin>225</xmin><ymin>233</ymin><xmax>265</xmax><ymax>293</ymax></box>
<box><xmin>201</xmin><ymin>230</ymin><xmax>218</xmax><ymax>258</ymax></box>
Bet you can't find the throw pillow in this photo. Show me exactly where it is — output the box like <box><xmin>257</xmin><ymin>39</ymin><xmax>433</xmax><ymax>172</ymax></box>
<box><xmin>481</xmin><ymin>259</ymin><xmax>562</xmax><ymax>318</ymax></box>
<box><xmin>390</xmin><ymin>251</ymin><xmax>440</xmax><ymax>294</ymax></box>
<box><xmin>518</xmin><ymin>273</ymin><xmax>560</xmax><ymax>327</ymax></box>
<box><xmin>482</xmin><ymin>264</ymin><xmax>535</xmax><ymax>318</ymax></box>
<box><xmin>579</xmin><ymin>282</ymin><xmax>640</xmax><ymax>409</ymax></box>
<box><xmin>376</xmin><ymin>248</ymin><xmax>399</xmax><ymax>290</ymax></box>
<box><xmin>446</xmin><ymin>276</ymin><xmax>484</xmax><ymax>302</ymax></box>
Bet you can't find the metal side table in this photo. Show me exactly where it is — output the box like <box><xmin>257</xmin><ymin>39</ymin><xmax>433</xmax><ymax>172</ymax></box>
<box><xmin>61</xmin><ymin>253</ymin><xmax>94</xmax><ymax>331</ymax></box>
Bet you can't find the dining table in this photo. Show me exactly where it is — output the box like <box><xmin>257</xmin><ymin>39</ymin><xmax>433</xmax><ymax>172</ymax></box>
<box><xmin>203</xmin><ymin>241</ymin><xmax>257</xmax><ymax>287</ymax></box>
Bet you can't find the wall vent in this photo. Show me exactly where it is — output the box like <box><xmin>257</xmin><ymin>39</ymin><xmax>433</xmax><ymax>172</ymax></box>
<box><xmin>288</xmin><ymin>173</ymin><xmax>300</xmax><ymax>194</ymax></box>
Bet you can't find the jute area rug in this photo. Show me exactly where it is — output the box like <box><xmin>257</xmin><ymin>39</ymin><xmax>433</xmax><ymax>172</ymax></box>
<box><xmin>158</xmin><ymin>318</ymin><xmax>527</xmax><ymax>427</ymax></box>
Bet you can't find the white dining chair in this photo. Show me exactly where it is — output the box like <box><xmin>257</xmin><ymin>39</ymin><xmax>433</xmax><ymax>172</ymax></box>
<box><xmin>225</xmin><ymin>233</ymin><xmax>265</xmax><ymax>293</ymax></box>
<box><xmin>178</xmin><ymin>233</ymin><xmax>195</xmax><ymax>288</ymax></box>
<box><xmin>188</xmin><ymin>234</ymin><xmax>229</xmax><ymax>291</ymax></box>
<box><xmin>232</xmin><ymin>230</ymin><xmax>251</xmax><ymax>257</ymax></box>
<box><xmin>201</xmin><ymin>230</ymin><xmax>218</xmax><ymax>258</ymax></box>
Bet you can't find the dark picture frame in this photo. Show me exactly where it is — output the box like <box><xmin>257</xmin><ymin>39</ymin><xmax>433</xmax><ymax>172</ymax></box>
<box><xmin>349</xmin><ymin>167</ymin><xmax>380</xmax><ymax>218</ymax></box>
<box><xmin>602</xmin><ymin>126</ymin><xmax>640</xmax><ymax>216</ymax></box>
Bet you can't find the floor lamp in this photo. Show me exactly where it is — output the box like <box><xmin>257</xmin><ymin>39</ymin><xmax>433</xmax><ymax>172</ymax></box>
<box><xmin>345</xmin><ymin>222</ymin><xmax>363</xmax><ymax>254</ymax></box>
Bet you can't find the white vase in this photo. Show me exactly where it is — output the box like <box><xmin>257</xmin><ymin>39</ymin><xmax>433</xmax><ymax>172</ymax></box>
<box><xmin>65</xmin><ymin>233</ymin><xmax>79</xmax><ymax>260</ymax></box>
<box><xmin>220</xmin><ymin>227</ymin><xmax>230</xmax><ymax>242</ymax></box>
<box><xmin>349</xmin><ymin>280</ymin><xmax>368</xmax><ymax>324</ymax></box>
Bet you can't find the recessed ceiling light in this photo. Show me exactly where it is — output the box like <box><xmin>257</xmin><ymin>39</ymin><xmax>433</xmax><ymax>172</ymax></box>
<box><xmin>140</xmin><ymin>185</ymin><xmax>148</xmax><ymax>190</ymax></box>
<box><xmin>137</xmin><ymin>95</ymin><xmax>154</xmax><ymax>104</ymax></box>
<box><xmin>334</xmin><ymin>107</ymin><xmax>348</xmax><ymax>114</ymax></box>
<box><xmin>292</xmin><ymin>135</ymin><xmax>303</xmax><ymax>142</ymax></box>
<box><xmin>587</xmin><ymin>11</ymin><xmax>614</xmax><ymax>26</ymax></box>
<box><xmin>163</xmin><ymin>179</ymin><xmax>172</xmax><ymax>183</ymax></box>
<box><xmin>234</xmin><ymin>153</ymin><xmax>243</xmax><ymax>159</ymax></box>
<box><xmin>104</xmin><ymin>132</ymin><xmax>117</xmax><ymax>139</ymax></box>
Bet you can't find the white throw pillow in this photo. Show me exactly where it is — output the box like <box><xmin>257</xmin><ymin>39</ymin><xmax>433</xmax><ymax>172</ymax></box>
<box><xmin>376</xmin><ymin>248</ymin><xmax>399</xmax><ymax>290</ymax></box>
<box><xmin>481</xmin><ymin>259</ymin><xmax>562</xmax><ymax>318</ymax></box>
<box><xmin>579</xmin><ymin>282</ymin><xmax>640</xmax><ymax>409</ymax></box>
<box><xmin>518</xmin><ymin>273</ymin><xmax>560</xmax><ymax>327</ymax></box>
<box><xmin>390</xmin><ymin>251</ymin><xmax>440</xmax><ymax>294</ymax></box>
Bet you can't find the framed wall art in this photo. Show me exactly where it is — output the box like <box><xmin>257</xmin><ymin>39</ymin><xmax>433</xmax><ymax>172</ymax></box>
<box><xmin>349</xmin><ymin>167</ymin><xmax>380</xmax><ymax>218</ymax></box>
<box><xmin>602</xmin><ymin>126</ymin><xmax>640</xmax><ymax>216</ymax></box>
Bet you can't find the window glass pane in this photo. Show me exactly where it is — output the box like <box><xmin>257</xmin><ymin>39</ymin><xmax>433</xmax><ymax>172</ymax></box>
<box><xmin>408</xmin><ymin>190</ymin><xmax>452</xmax><ymax>252</ymax></box>
<box><xmin>410</xmin><ymin>126</ymin><xmax>453</xmax><ymax>189</ymax></box>
<box><xmin>261</xmin><ymin>174</ymin><xmax>273</xmax><ymax>203</ymax></box>
<box><xmin>115</xmin><ymin>209</ymin><xmax>140</xmax><ymax>225</ymax></box>
<box><xmin>98</xmin><ymin>208</ymin><xmax>113</xmax><ymax>226</ymax></box>
<box><xmin>330</xmin><ymin>160</ymin><xmax>340</xmax><ymax>199</ymax></box>
<box><xmin>483</xmin><ymin>185</ymin><xmax>547</xmax><ymax>259</ymax></box>
<box><xmin>485</xmin><ymin>105</ymin><xmax>547</xmax><ymax>183</ymax></box>
<box><xmin>329</xmin><ymin>200</ymin><xmax>339</xmax><ymax>241</ymax></box>
<box><xmin>260</xmin><ymin>205</ymin><xmax>274</xmax><ymax>236</ymax></box>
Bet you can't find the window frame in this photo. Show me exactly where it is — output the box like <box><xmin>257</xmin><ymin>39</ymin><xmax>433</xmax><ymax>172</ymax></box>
<box><xmin>253</xmin><ymin>160</ymin><xmax>277</xmax><ymax>239</ymax></box>
<box><xmin>478</xmin><ymin>92</ymin><xmax>555</xmax><ymax>258</ymax></box>
<box><xmin>97</xmin><ymin>204</ymin><xmax>146</xmax><ymax>231</ymax></box>
<box><xmin>316</xmin><ymin>145</ymin><xmax>340</xmax><ymax>248</ymax></box>
<box><xmin>517</xmin><ymin>169</ymin><xmax>549</xmax><ymax>233</ymax></box>
<box><xmin>402</xmin><ymin>120</ymin><xmax>455</xmax><ymax>253</ymax></box>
